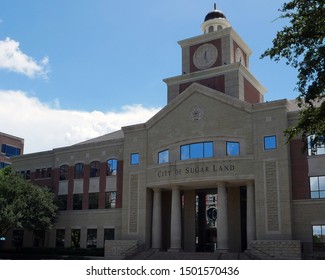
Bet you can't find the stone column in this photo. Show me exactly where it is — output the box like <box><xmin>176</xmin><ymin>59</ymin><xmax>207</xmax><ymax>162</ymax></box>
<box><xmin>217</xmin><ymin>182</ymin><xmax>228</xmax><ymax>252</ymax></box>
<box><xmin>169</xmin><ymin>186</ymin><xmax>182</xmax><ymax>251</ymax></box>
<box><xmin>246</xmin><ymin>181</ymin><xmax>256</xmax><ymax>245</ymax></box>
<box><xmin>152</xmin><ymin>188</ymin><xmax>162</xmax><ymax>249</ymax></box>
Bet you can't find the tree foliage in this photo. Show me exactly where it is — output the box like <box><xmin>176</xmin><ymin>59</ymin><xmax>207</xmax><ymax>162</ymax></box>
<box><xmin>0</xmin><ymin>166</ymin><xmax>58</xmax><ymax>236</ymax></box>
<box><xmin>261</xmin><ymin>0</ymin><xmax>325</xmax><ymax>147</ymax></box>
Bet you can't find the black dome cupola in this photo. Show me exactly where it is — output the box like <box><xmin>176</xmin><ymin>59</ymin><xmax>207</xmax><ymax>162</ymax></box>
<box><xmin>204</xmin><ymin>3</ymin><xmax>226</xmax><ymax>21</ymax></box>
<box><xmin>201</xmin><ymin>3</ymin><xmax>231</xmax><ymax>34</ymax></box>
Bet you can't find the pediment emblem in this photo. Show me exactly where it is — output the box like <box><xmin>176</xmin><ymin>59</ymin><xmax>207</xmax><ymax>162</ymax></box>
<box><xmin>189</xmin><ymin>106</ymin><xmax>204</xmax><ymax>121</ymax></box>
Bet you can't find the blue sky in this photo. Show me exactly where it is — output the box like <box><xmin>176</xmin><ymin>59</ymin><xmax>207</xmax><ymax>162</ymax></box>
<box><xmin>0</xmin><ymin>0</ymin><xmax>297</xmax><ymax>153</ymax></box>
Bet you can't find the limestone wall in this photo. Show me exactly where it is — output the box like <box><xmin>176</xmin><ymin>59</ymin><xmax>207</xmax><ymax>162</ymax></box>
<box><xmin>104</xmin><ymin>240</ymin><xmax>138</xmax><ymax>259</ymax></box>
<box><xmin>248</xmin><ymin>240</ymin><xmax>301</xmax><ymax>260</ymax></box>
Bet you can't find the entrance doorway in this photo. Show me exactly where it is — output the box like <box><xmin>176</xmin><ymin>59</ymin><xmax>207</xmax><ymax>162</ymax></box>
<box><xmin>196</xmin><ymin>190</ymin><xmax>218</xmax><ymax>252</ymax></box>
<box><xmin>193</xmin><ymin>187</ymin><xmax>247</xmax><ymax>252</ymax></box>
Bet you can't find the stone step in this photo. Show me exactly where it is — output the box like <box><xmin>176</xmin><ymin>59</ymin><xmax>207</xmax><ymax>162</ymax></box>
<box><xmin>130</xmin><ymin>250</ymin><xmax>255</xmax><ymax>260</ymax></box>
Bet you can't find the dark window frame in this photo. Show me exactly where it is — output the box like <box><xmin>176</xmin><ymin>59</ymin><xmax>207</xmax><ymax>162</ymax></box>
<box><xmin>90</xmin><ymin>161</ymin><xmax>100</xmax><ymax>177</ymax></box>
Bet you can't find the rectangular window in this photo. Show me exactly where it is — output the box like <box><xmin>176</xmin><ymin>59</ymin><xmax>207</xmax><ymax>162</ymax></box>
<box><xmin>87</xmin><ymin>229</ymin><xmax>97</xmax><ymax>248</ymax></box>
<box><xmin>60</xmin><ymin>165</ymin><xmax>69</xmax><ymax>181</ymax></box>
<box><xmin>158</xmin><ymin>150</ymin><xmax>169</xmax><ymax>164</ymax></box>
<box><xmin>90</xmin><ymin>161</ymin><xmax>100</xmax><ymax>177</ymax></box>
<box><xmin>313</xmin><ymin>225</ymin><xmax>325</xmax><ymax>243</ymax></box>
<box><xmin>180</xmin><ymin>142</ymin><xmax>213</xmax><ymax>160</ymax></box>
<box><xmin>130</xmin><ymin>153</ymin><xmax>139</xmax><ymax>165</ymax></box>
<box><xmin>1</xmin><ymin>144</ymin><xmax>21</xmax><ymax>157</ymax></box>
<box><xmin>58</xmin><ymin>195</ymin><xmax>67</xmax><ymax>211</ymax></box>
<box><xmin>73</xmin><ymin>193</ymin><xmax>83</xmax><ymax>210</ymax></box>
<box><xmin>104</xmin><ymin>228</ymin><xmax>115</xmax><ymax>241</ymax></box>
<box><xmin>0</xmin><ymin>162</ymin><xmax>10</xmax><ymax>169</ymax></box>
<box><xmin>74</xmin><ymin>163</ymin><xmax>84</xmax><ymax>179</ymax></box>
<box><xmin>33</xmin><ymin>230</ymin><xmax>45</xmax><ymax>248</ymax></box>
<box><xmin>88</xmin><ymin>192</ymin><xmax>99</xmax><ymax>209</ymax></box>
<box><xmin>264</xmin><ymin>135</ymin><xmax>277</xmax><ymax>150</ymax></box>
<box><xmin>310</xmin><ymin>176</ymin><xmax>325</xmax><ymax>199</ymax></box>
<box><xmin>105</xmin><ymin>191</ymin><xmax>116</xmax><ymax>209</ymax></box>
<box><xmin>25</xmin><ymin>170</ymin><xmax>31</xmax><ymax>180</ymax></box>
<box><xmin>55</xmin><ymin>229</ymin><xmax>65</xmax><ymax>248</ymax></box>
<box><xmin>227</xmin><ymin>142</ymin><xmax>240</xmax><ymax>156</ymax></box>
<box><xmin>71</xmin><ymin>229</ymin><xmax>81</xmax><ymax>248</ymax></box>
<box><xmin>308</xmin><ymin>135</ymin><xmax>325</xmax><ymax>156</ymax></box>
<box><xmin>12</xmin><ymin>229</ymin><xmax>24</xmax><ymax>248</ymax></box>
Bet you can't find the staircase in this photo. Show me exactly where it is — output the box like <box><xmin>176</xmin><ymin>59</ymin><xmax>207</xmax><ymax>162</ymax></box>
<box><xmin>130</xmin><ymin>250</ymin><xmax>255</xmax><ymax>260</ymax></box>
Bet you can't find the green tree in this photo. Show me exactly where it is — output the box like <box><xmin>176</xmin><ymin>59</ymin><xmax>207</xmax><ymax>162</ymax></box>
<box><xmin>0</xmin><ymin>166</ymin><xmax>58</xmax><ymax>237</ymax></box>
<box><xmin>261</xmin><ymin>0</ymin><xmax>325</xmax><ymax>148</ymax></box>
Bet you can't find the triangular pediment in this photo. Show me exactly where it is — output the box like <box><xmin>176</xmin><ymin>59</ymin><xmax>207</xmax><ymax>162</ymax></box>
<box><xmin>146</xmin><ymin>83</ymin><xmax>253</xmax><ymax>129</ymax></box>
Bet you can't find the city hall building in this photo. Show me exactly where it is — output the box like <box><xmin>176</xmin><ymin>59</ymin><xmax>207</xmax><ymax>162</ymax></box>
<box><xmin>5</xmin><ymin>8</ymin><xmax>325</xmax><ymax>259</ymax></box>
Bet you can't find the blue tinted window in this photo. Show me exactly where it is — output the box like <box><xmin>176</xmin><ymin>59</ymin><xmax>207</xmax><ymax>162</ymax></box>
<box><xmin>204</xmin><ymin>142</ymin><xmax>214</xmax><ymax>157</ymax></box>
<box><xmin>264</xmin><ymin>135</ymin><xmax>277</xmax><ymax>150</ymax></box>
<box><xmin>158</xmin><ymin>150</ymin><xmax>169</xmax><ymax>164</ymax></box>
<box><xmin>190</xmin><ymin>143</ymin><xmax>204</xmax><ymax>159</ymax></box>
<box><xmin>1</xmin><ymin>144</ymin><xmax>21</xmax><ymax>157</ymax></box>
<box><xmin>0</xmin><ymin>162</ymin><xmax>10</xmax><ymax>169</ymax></box>
<box><xmin>181</xmin><ymin>142</ymin><xmax>213</xmax><ymax>160</ymax></box>
<box><xmin>107</xmin><ymin>159</ymin><xmax>118</xmax><ymax>175</ymax></box>
<box><xmin>227</xmin><ymin>142</ymin><xmax>240</xmax><ymax>156</ymax></box>
<box><xmin>180</xmin><ymin>145</ymin><xmax>190</xmax><ymax>160</ymax></box>
<box><xmin>74</xmin><ymin>163</ymin><xmax>84</xmax><ymax>179</ymax></box>
<box><xmin>130</xmin><ymin>153</ymin><xmax>139</xmax><ymax>165</ymax></box>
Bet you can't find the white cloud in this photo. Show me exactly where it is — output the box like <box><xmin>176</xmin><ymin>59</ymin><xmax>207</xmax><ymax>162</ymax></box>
<box><xmin>0</xmin><ymin>90</ymin><xmax>161</xmax><ymax>154</ymax></box>
<box><xmin>0</xmin><ymin>37</ymin><xmax>49</xmax><ymax>78</ymax></box>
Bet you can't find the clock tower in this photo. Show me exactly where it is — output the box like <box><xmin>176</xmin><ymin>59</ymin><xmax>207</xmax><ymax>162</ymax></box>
<box><xmin>164</xmin><ymin>5</ymin><xmax>266</xmax><ymax>104</ymax></box>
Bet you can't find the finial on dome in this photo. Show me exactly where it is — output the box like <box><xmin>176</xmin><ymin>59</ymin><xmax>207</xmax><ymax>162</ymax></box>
<box><xmin>214</xmin><ymin>3</ymin><xmax>217</xmax><ymax>11</ymax></box>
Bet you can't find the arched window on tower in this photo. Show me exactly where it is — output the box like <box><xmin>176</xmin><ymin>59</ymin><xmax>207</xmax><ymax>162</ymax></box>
<box><xmin>208</xmin><ymin>26</ymin><xmax>214</xmax><ymax>33</ymax></box>
<box><xmin>107</xmin><ymin>159</ymin><xmax>118</xmax><ymax>176</ymax></box>
<box><xmin>217</xmin><ymin>25</ymin><xmax>223</xmax><ymax>31</ymax></box>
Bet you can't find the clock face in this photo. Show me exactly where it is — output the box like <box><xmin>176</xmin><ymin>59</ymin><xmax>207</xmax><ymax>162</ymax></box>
<box><xmin>193</xmin><ymin>43</ymin><xmax>218</xmax><ymax>69</ymax></box>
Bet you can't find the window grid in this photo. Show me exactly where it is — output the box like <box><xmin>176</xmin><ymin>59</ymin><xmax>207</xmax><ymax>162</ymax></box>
<box><xmin>180</xmin><ymin>142</ymin><xmax>213</xmax><ymax>160</ymax></box>
<box><xmin>1</xmin><ymin>144</ymin><xmax>21</xmax><ymax>157</ymax></box>
<box><xmin>310</xmin><ymin>176</ymin><xmax>325</xmax><ymax>199</ymax></box>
